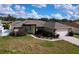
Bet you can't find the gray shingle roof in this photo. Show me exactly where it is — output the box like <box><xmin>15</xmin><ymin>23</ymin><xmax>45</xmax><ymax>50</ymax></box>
<box><xmin>11</xmin><ymin>20</ymin><xmax>46</xmax><ymax>28</ymax></box>
<box><xmin>44</xmin><ymin>22</ymin><xmax>71</xmax><ymax>29</ymax></box>
<box><xmin>23</xmin><ymin>20</ymin><xmax>46</xmax><ymax>27</ymax></box>
<box><xmin>11</xmin><ymin>20</ymin><xmax>77</xmax><ymax>29</ymax></box>
<box><xmin>11</xmin><ymin>21</ymin><xmax>23</xmax><ymax>28</ymax></box>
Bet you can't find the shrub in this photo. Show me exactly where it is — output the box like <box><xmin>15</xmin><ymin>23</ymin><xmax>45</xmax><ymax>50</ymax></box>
<box><xmin>53</xmin><ymin>34</ymin><xmax>59</xmax><ymax>38</ymax></box>
<box><xmin>73</xmin><ymin>32</ymin><xmax>79</xmax><ymax>35</ymax></box>
<box><xmin>3</xmin><ymin>24</ymin><xmax>10</xmax><ymax>29</ymax></box>
<box><xmin>67</xmin><ymin>31</ymin><xmax>73</xmax><ymax>36</ymax></box>
<box><xmin>35</xmin><ymin>29</ymin><xmax>53</xmax><ymax>37</ymax></box>
<box><xmin>35</xmin><ymin>29</ymin><xmax>60</xmax><ymax>38</ymax></box>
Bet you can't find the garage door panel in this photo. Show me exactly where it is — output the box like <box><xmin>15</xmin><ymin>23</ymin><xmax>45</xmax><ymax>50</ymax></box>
<box><xmin>56</xmin><ymin>29</ymin><xmax>68</xmax><ymax>36</ymax></box>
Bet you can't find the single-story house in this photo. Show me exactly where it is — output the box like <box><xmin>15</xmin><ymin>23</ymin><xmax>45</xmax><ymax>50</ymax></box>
<box><xmin>10</xmin><ymin>20</ymin><xmax>79</xmax><ymax>36</ymax></box>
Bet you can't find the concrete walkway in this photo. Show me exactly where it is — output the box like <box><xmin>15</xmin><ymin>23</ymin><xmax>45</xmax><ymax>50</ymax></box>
<box><xmin>60</xmin><ymin>36</ymin><xmax>79</xmax><ymax>46</ymax></box>
<box><xmin>30</xmin><ymin>35</ymin><xmax>62</xmax><ymax>41</ymax></box>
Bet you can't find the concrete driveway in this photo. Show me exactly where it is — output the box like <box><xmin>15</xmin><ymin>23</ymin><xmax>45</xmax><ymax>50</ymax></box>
<box><xmin>56</xmin><ymin>30</ymin><xmax>79</xmax><ymax>46</ymax></box>
<box><xmin>60</xmin><ymin>36</ymin><xmax>79</xmax><ymax>46</ymax></box>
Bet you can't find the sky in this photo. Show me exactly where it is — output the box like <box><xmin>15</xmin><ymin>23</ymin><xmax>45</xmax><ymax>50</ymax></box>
<box><xmin>0</xmin><ymin>4</ymin><xmax>79</xmax><ymax>20</ymax></box>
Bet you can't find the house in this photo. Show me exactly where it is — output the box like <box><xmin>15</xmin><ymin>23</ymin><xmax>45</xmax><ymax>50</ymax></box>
<box><xmin>11</xmin><ymin>20</ymin><xmax>46</xmax><ymax>34</ymax></box>
<box><xmin>10</xmin><ymin>20</ymin><xmax>79</xmax><ymax>36</ymax></box>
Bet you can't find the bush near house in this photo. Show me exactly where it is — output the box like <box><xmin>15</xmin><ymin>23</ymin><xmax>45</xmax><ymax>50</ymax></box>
<box><xmin>67</xmin><ymin>31</ymin><xmax>74</xmax><ymax>36</ymax></box>
<box><xmin>10</xmin><ymin>28</ymin><xmax>26</xmax><ymax>36</ymax></box>
<box><xmin>35</xmin><ymin>29</ymin><xmax>53</xmax><ymax>37</ymax></box>
<box><xmin>3</xmin><ymin>24</ymin><xmax>10</xmax><ymax>29</ymax></box>
<box><xmin>35</xmin><ymin>29</ymin><xmax>59</xmax><ymax>38</ymax></box>
<box><xmin>73</xmin><ymin>32</ymin><xmax>79</xmax><ymax>39</ymax></box>
<box><xmin>73</xmin><ymin>32</ymin><xmax>79</xmax><ymax>35</ymax></box>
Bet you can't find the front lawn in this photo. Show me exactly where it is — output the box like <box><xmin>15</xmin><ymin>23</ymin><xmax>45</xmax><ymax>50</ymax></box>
<box><xmin>0</xmin><ymin>35</ymin><xmax>79</xmax><ymax>54</ymax></box>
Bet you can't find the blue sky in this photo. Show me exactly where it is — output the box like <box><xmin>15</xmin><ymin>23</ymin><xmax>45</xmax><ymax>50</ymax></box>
<box><xmin>0</xmin><ymin>4</ymin><xmax>79</xmax><ymax>20</ymax></box>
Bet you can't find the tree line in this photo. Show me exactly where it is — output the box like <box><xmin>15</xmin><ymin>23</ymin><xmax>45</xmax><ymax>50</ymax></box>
<box><xmin>0</xmin><ymin>14</ymin><xmax>79</xmax><ymax>22</ymax></box>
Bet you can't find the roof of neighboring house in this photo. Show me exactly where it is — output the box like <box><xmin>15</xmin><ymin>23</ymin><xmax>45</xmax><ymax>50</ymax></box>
<box><xmin>62</xmin><ymin>22</ymin><xmax>79</xmax><ymax>28</ymax></box>
<box><xmin>75</xmin><ymin>21</ymin><xmax>79</xmax><ymax>24</ymax></box>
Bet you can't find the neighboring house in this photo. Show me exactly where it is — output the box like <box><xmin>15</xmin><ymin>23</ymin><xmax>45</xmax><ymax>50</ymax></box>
<box><xmin>75</xmin><ymin>21</ymin><xmax>79</xmax><ymax>24</ymax></box>
<box><xmin>63</xmin><ymin>22</ymin><xmax>79</xmax><ymax>33</ymax></box>
<box><xmin>10</xmin><ymin>20</ymin><xmax>79</xmax><ymax>36</ymax></box>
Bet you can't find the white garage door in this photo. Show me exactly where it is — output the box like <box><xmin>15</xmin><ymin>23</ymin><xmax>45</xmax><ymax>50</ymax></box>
<box><xmin>56</xmin><ymin>29</ymin><xmax>68</xmax><ymax>36</ymax></box>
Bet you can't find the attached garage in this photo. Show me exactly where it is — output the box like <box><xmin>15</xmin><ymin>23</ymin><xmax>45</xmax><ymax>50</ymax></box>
<box><xmin>44</xmin><ymin>22</ymin><xmax>72</xmax><ymax>37</ymax></box>
<box><xmin>56</xmin><ymin>29</ymin><xmax>69</xmax><ymax>36</ymax></box>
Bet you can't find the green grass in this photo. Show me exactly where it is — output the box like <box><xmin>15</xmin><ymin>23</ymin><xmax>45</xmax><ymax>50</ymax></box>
<box><xmin>0</xmin><ymin>35</ymin><xmax>79</xmax><ymax>53</ymax></box>
<box><xmin>74</xmin><ymin>35</ymin><xmax>79</xmax><ymax>39</ymax></box>
<box><xmin>40</xmin><ymin>41</ymin><xmax>53</xmax><ymax>47</ymax></box>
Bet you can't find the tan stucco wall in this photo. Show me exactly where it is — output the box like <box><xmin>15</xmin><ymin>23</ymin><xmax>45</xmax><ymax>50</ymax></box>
<box><xmin>32</xmin><ymin>25</ymin><xmax>36</xmax><ymax>34</ymax></box>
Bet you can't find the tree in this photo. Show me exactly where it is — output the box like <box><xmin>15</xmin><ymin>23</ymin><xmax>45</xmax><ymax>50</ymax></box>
<box><xmin>4</xmin><ymin>14</ymin><xmax>16</xmax><ymax>21</ymax></box>
<box><xmin>39</xmin><ymin>18</ymin><xmax>48</xmax><ymax>21</ymax></box>
<box><xmin>61</xmin><ymin>19</ymin><xmax>68</xmax><ymax>22</ymax></box>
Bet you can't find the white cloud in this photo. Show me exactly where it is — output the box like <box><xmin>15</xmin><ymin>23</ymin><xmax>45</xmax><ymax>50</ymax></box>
<box><xmin>30</xmin><ymin>10</ymin><xmax>41</xmax><ymax>18</ymax></box>
<box><xmin>0</xmin><ymin>4</ymin><xmax>79</xmax><ymax>20</ymax></box>
<box><xmin>14</xmin><ymin>5</ymin><xmax>27</xmax><ymax>18</ymax></box>
<box><xmin>26</xmin><ymin>10</ymin><xmax>39</xmax><ymax>18</ymax></box>
<box><xmin>32</xmin><ymin>4</ymin><xmax>47</xmax><ymax>8</ymax></box>
<box><xmin>54</xmin><ymin>4</ymin><xmax>75</xmax><ymax>11</ymax></box>
<box><xmin>54</xmin><ymin>4</ymin><xmax>79</xmax><ymax>20</ymax></box>
<box><xmin>26</xmin><ymin>10</ymin><xmax>50</xmax><ymax>19</ymax></box>
<box><xmin>0</xmin><ymin>4</ymin><xmax>27</xmax><ymax>18</ymax></box>
<box><xmin>54</xmin><ymin>4</ymin><xmax>75</xmax><ymax>15</ymax></box>
<box><xmin>0</xmin><ymin>4</ymin><xmax>15</xmax><ymax>16</ymax></box>
<box><xmin>51</xmin><ymin>13</ymin><xmax>65</xmax><ymax>19</ymax></box>
<box><xmin>15</xmin><ymin>5</ymin><xmax>26</xmax><ymax>11</ymax></box>
<box><xmin>31</xmin><ymin>10</ymin><xmax>38</xmax><ymax>16</ymax></box>
<box><xmin>0</xmin><ymin>4</ymin><xmax>37</xmax><ymax>18</ymax></box>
